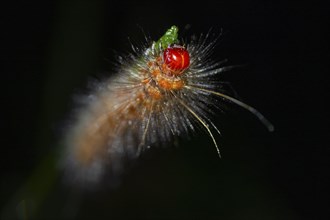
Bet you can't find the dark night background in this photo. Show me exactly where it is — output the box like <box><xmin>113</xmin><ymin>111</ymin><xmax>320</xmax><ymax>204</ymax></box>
<box><xmin>1</xmin><ymin>0</ymin><xmax>328</xmax><ymax>219</ymax></box>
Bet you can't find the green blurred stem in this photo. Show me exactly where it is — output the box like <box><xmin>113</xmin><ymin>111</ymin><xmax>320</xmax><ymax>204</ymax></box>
<box><xmin>2</xmin><ymin>25</ymin><xmax>180</xmax><ymax>219</ymax></box>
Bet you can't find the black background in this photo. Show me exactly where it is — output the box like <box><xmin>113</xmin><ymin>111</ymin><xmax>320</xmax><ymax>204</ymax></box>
<box><xmin>1</xmin><ymin>0</ymin><xmax>328</xmax><ymax>219</ymax></box>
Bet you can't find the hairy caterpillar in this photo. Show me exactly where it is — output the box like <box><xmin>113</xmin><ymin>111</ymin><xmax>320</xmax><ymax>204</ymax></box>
<box><xmin>61</xmin><ymin>26</ymin><xmax>273</xmax><ymax>186</ymax></box>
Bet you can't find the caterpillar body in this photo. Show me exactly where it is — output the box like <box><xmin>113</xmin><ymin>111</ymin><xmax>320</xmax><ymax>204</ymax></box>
<box><xmin>61</xmin><ymin>26</ymin><xmax>273</xmax><ymax>186</ymax></box>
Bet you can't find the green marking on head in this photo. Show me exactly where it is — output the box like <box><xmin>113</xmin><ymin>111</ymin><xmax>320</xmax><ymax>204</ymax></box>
<box><xmin>154</xmin><ymin>26</ymin><xmax>179</xmax><ymax>52</ymax></box>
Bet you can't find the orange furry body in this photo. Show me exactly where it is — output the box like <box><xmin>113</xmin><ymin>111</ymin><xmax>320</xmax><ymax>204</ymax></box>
<box><xmin>69</xmin><ymin>54</ymin><xmax>186</xmax><ymax>171</ymax></box>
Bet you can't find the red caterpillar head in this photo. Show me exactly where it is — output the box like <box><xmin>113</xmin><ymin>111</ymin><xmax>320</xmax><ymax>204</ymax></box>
<box><xmin>163</xmin><ymin>45</ymin><xmax>190</xmax><ymax>75</ymax></box>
